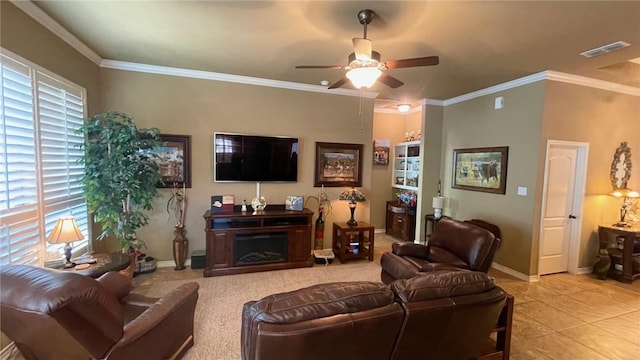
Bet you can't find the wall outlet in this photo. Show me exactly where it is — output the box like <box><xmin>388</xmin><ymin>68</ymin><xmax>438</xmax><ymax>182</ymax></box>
<box><xmin>494</xmin><ymin>96</ymin><xmax>504</xmax><ymax>109</ymax></box>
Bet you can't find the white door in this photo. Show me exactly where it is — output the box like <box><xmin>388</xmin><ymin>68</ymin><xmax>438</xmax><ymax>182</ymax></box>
<box><xmin>539</xmin><ymin>142</ymin><xmax>587</xmax><ymax>275</ymax></box>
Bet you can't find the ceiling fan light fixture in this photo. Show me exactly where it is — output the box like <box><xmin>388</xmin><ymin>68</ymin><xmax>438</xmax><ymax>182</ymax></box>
<box><xmin>397</xmin><ymin>104</ymin><xmax>411</xmax><ymax>113</ymax></box>
<box><xmin>346</xmin><ymin>67</ymin><xmax>381</xmax><ymax>88</ymax></box>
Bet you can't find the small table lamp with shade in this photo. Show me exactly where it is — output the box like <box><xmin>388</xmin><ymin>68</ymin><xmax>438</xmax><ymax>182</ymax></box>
<box><xmin>339</xmin><ymin>188</ymin><xmax>367</xmax><ymax>226</ymax></box>
<box><xmin>47</xmin><ymin>216</ymin><xmax>84</xmax><ymax>268</ymax></box>
<box><xmin>610</xmin><ymin>188</ymin><xmax>639</xmax><ymax>227</ymax></box>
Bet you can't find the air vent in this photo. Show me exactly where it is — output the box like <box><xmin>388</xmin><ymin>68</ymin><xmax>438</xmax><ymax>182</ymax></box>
<box><xmin>580</xmin><ymin>41</ymin><xmax>630</xmax><ymax>58</ymax></box>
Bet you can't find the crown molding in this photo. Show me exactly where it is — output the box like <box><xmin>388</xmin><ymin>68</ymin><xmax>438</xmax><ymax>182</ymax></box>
<box><xmin>545</xmin><ymin>70</ymin><xmax>640</xmax><ymax>97</ymax></box>
<box><xmin>11</xmin><ymin>0</ymin><xmax>103</xmax><ymax>65</ymax></box>
<box><xmin>441</xmin><ymin>70</ymin><xmax>640</xmax><ymax>106</ymax></box>
<box><xmin>101</xmin><ymin>60</ymin><xmax>378</xmax><ymax>99</ymax></box>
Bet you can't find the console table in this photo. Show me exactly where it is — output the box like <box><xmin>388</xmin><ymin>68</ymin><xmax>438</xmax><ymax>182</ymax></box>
<box><xmin>202</xmin><ymin>206</ymin><xmax>313</xmax><ymax>277</ymax></box>
<box><xmin>597</xmin><ymin>224</ymin><xmax>640</xmax><ymax>283</ymax></box>
<box><xmin>332</xmin><ymin>222</ymin><xmax>375</xmax><ymax>263</ymax></box>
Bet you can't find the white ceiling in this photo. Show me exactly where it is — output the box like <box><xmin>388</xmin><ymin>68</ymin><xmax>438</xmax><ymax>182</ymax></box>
<box><xmin>27</xmin><ymin>1</ymin><xmax>640</xmax><ymax>103</ymax></box>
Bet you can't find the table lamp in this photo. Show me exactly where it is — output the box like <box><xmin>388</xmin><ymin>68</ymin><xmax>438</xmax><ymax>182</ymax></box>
<box><xmin>432</xmin><ymin>196</ymin><xmax>445</xmax><ymax>219</ymax></box>
<box><xmin>610</xmin><ymin>188</ymin><xmax>639</xmax><ymax>227</ymax></box>
<box><xmin>339</xmin><ymin>188</ymin><xmax>367</xmax><ymax>226</ymax></box>
<box><xmin>47</xmin><ymin>216</ymin><xmax>84</xmax><ymax>268</ymax></box>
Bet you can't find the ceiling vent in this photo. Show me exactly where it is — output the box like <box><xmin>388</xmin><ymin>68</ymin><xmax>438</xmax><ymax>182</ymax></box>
<box><xmin>580</xmin><ymin>41</ymin><xmax>630</xmax><ymax>58</ymax></box>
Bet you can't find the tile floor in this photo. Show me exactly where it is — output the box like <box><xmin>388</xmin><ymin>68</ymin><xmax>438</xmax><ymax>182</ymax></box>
<box><xmin>489</xmin><ymin>269</ymin><xmax>640</xmax><ymax>359</ymax></box>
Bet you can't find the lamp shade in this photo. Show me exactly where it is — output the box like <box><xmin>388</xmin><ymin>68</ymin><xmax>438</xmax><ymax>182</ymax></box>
<box><xmin>47</xmin><ymin>216</ymin><xmax>84</xmax><ymax>244</ymax></box>
<box><xmin>339</xmin><ymin>188</ymin><xmax>367</xmax><ymax>203</ymax></box>
<box><xmin>610</xmin><ymin>188</ymin><xmax>639</xmax><ymax>198</ymax></box>
<box><xmin>432</xmin><ymin>196</ymin><xmax>445</xmax><ymax>209</ymax></box>
<box><xmin>346</xmin><ymin>67</ymin><xmax>381</xmax><ymax>88</ymax></box>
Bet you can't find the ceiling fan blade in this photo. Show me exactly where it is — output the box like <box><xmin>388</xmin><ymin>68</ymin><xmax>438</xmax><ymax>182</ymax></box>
<box><xmin>384</xmin><ymin>56</ymin><xmax>439</xmax><ymax>69</ymax></box>
<box><xmin>353</xmin><ymin>38</ymin><xmax>372</xmax><ymax>61</ymax></box>
<box><xmin>378</xmin><ymin>73</ymin><xmax>404</xmax><ymax>88</ymax></box>
<box><xmin>328</xmin><ymin>77</ymin><xmax>349</xmax><ymax>89</ymax></box>
<box><xmin>295</xmin><ymin>65</ymin><xmax>344</xmax><ymax>69</ymax></box>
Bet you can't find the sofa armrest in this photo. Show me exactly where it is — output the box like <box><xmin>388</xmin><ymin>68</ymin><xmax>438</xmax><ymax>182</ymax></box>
<box><xmin>392</xmin><ymin>242</ymin><xmax>429</xmax><ymax>259</ymax></box>
<box><xmin>108</xmin><ymin>282</ymin><xmax>199</xmax><ymax>359</ymax></box>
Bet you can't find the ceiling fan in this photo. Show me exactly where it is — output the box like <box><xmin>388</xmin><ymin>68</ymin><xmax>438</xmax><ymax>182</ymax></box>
<box><xmin>295</xmin><ymin>9</ymin><xmax>439</xmax><ymax>90</ymax></box>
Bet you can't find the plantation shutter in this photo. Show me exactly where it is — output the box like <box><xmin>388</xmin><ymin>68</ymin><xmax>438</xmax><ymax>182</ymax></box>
<box><xmin>0</xmin><ymin>51</ymin><xmax>88</xmax><ymax>266</ymax></box>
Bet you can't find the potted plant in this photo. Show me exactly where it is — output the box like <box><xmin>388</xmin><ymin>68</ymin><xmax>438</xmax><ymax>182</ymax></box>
<box><xmin>78</xmin><ymin>111</ymin><xmax>162</xmax><ymax>253</ymax></box>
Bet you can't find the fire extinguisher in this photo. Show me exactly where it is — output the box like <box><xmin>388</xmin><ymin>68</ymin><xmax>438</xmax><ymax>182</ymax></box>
<box><xmin>314</xmin><ymin>206</ymin><xmax>325</xmax><ymax>250</ymax></box>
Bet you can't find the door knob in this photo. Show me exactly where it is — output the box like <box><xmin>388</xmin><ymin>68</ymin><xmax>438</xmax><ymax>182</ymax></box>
<box><xmin>568</xmin><ymin>214</ymin><xmax>577</xmax><ymax>219</ymax></box>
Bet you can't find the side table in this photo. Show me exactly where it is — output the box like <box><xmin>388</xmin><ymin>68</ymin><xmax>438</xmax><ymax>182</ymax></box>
<box><xmin>63</xmin><ymin>252</ymin><xmax>132</xmax><ymax>278</ymax></box>
<box><xmin>597</xmin><ymin>224</ymin><xmax>640</xmax><ymax>283</ymax></box>
<box><xmin>332</xmin><ymin>222</ymin><xmax>375</xmax><ymax>263</ymax></box>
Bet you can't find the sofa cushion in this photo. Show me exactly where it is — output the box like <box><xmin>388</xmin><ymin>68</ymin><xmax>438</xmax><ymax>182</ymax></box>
<box><xmin>391</xmin><ymin>270</ymin><xmax>496</xmax><ymax>303</ymax></box>
<box><xmin>246</xmin><ymin>281</ymin><xmax>395</xmax><ymax>324</ymax></box>
<box><xmin>426</xmin><ymin>247</ymin><xmax>469</xmax><ymax>268</ymax></box>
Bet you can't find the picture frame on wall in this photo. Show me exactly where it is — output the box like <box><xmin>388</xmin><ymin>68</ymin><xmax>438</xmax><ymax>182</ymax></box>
<box><xmin>452</xmin><ymin>146</ymin><xmax>508</xmax><ymax>194</ymax></box>
<box><xmin>151</xmin><ymin>134</ymin><xmax>192</xmax><ymax>188</ymax></box>
<box><xmin>314</xmin><ymin>142</ymin><xmax>363</xmax><ymax>187</ymax></box>
<box><xmin>373</xmin><ymin>139</ymin><xmax>390</xmax><ymax>165</ymax></box>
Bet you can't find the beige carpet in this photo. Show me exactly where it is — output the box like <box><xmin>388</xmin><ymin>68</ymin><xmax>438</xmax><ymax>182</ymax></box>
<box><xmin>131</xmin><ymin>234</ymin><xmax>397</xmax><ymax>360</ymax></box>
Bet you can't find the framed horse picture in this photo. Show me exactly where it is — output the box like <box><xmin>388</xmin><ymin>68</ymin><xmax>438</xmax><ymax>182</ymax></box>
<box><xmin>452</xmin><ymin>146</ymin><xmax>508</xmax><ymax>194</ymax></box>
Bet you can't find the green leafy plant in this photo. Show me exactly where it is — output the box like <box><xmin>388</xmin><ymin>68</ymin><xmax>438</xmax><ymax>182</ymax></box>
<box><xmin>77</xmin><ymin>111</ymin><xmax>162</xmax><ymax>250</ymax></box>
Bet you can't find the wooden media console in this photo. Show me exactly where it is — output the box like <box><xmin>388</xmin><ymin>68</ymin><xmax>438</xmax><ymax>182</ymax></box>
<box><xmin>202</xmin><ymin>206</ymin><xmax>314</xmax><ymax>277</ymax></box>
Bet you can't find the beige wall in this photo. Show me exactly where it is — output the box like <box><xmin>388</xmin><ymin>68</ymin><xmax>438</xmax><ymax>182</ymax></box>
<box><xmin>371</xmin><ymin>112</ymin><xmax>408</xmax><ymax>228</ymax></box>
<box><xmin>441</xmin><ymin>82</ymin><xmax>545</xmax><ymax>275</ymax></box>
<box><xmin>1</xmin><ymin>1</ymin><xmax>101</xmax><ymax>115</ymax></box>
<box><xmin>418</xmin><ymin>104</ymin><xmax>445</xmax><ymax>242</ymax></box>
<box><xmin>99</xmin><ymin>69</ymin><xmax>374</xmax><ymax>259</ymax></box>
<box><xmin>539</xmin><ymin>81</ymin><xmax>640</xmax><ymax>271</ymax></box>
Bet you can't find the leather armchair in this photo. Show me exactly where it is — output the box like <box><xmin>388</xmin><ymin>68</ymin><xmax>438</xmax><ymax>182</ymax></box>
<box><xmin>380</xmin><ymin>219</ymin><xmax>501</xmax><ymax>284</ymax></box>
<box><xmin>0</xmin><ymin>265</ymin><xmax>199</xmax><ymax>360</ymax></box>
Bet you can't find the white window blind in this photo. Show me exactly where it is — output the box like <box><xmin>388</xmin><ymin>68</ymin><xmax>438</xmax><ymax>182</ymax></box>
<box><xmin>0</xmin><ymin>51</ymin><xmax>89</xmax><ymax>266</ymax></box>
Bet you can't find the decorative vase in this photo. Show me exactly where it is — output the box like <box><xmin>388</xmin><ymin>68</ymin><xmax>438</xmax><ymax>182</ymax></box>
<box><xmin>173</xmin><ymin>226</ymin><xmax>188</xmax><ymax>271</ymax></box>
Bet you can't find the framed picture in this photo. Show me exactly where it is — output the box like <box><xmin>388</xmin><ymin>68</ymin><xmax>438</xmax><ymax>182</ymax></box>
<box><xmin>452</xmin><ymin>146</ymin><xmax>508</xmax><ymax>194</ymax></box>
<box><xmin>314</xmin><ymin>142</ymin><xmax>363</xmax><ymax>187</ymax></box>
<box><xmin>373</xmin><ymin>139</ymin><xmax>390</xmax><ymax>165</ymax></box>
<box><xmin>151</xmin><ymin>134</ymin><xmax>192</xmax><ymax>188</ymax></box>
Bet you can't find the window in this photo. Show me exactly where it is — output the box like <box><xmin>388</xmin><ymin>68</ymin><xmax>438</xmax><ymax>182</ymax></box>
<box><xmin>0</xmin><ymin>50</ymin><xmax>89</xmax><ymax>266</ymax></box>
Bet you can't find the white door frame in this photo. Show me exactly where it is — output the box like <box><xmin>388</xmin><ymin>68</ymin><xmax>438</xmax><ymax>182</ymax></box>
<box><xmin>537</xmin><ymin>140</ymin><xmax>589</xmax><ymax>277</ymax></box>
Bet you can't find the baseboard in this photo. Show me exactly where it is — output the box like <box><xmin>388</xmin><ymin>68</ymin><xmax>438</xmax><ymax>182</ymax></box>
<box><xmin>491</xmin><ymin>262</ymin><xmax>539</xmax><ymax>282</ymax></box>
<box><xmin>575</xmin><ymin>266</ymin><xmax>593</xmax><ymax>275</ymax></box>
<box><xmin>157</xmin><ymin>259</ymin><xmax>192</xmax><ymax>268</ymax></box>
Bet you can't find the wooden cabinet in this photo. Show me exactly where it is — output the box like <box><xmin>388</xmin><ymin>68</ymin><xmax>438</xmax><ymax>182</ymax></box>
<box><xmin>203</xmin><ymin>206</ymin><xmax>313</xmax><ymax>277</ymax></box>
<box><xmin>385</xmin><ymin>201</ymin><xmax>416</xmax><ymax>241</ymax></box>
<box><xmin>392</xmin><ymin>141</ymin><xmax>420</xmax><ymax>190</ymax></box>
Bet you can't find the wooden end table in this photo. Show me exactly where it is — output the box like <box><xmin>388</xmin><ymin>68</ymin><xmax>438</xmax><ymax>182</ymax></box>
<box><xmin>597</xmin><ymin>224</ymin><xmax>640</xmax><ymax>283</ymax></box>
<box><xmin>332</xmin><ymin>222</ymin><xmax>375</xmax><ymax>263</ymax></box>
<box><xmin>62</xmin><ymin>252</ymin><xmax>132</xmax><ymax>278</ymax></box>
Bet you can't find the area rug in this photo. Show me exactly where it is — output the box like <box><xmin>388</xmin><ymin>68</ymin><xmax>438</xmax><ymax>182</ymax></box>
<box><xmin>131</xmin><ymin>235</ymin><xmax>396</xmax><ymax>360</ymax></box>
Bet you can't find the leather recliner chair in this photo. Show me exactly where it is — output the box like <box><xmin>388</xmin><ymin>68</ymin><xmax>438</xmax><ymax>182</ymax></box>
<box><xmin>241</xmin><ymin>270</ymin><xmax>510</xmax><ymax>360</ymax></box>
<box><xmin>0</xmin><ymin>265</ymin><xmax>199</xmax><ymax>360</ymax></box>
<box><xmin>380</xmin><ymin>219</ymin><xmax>501</xmax><ymax>284</ymax></box>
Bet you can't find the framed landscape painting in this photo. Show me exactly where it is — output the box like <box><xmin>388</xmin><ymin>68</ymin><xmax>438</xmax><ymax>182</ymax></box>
<box><xmin>452</xmin><ymin>146</ymin><xmax>508</xmax><ymax>194</ymax></box>
<box><xmin>314</xmin><ymin>142</ymin><xmax>363</xmax><ymax>187</ymax></box>
<box><xmin>151</xmin><ymin>134</ymin><xmax>192</xmax><ymax>188</ymax></box>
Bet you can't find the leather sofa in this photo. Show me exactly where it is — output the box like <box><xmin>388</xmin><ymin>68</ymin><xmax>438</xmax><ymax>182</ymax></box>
<box><xmin>380</xmin><ymin>219</ymin><xmax>501</xmax><ymax>284</ymax></box>
<box><xmin>242</xmin><ymin>270</ymin><xmax>511</xmax><ymax>360</ymax></box>
<box><xmin>0</xmin><ymin>265</ymin><xmax>199</xmax><ymax>360</ymax></box>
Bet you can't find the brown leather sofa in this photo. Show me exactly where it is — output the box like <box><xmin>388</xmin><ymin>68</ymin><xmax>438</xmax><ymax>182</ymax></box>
<box><xmin>0</xmin><ymin>265</ymin><xmax>199</xmax><ymax>360</ymax></box>
<box><xmin>241</xmin><ymin>270</ymin><xmax>511</xmax><ymax>360</ymax></box>
<box><xmin>380</xmin><ymin>219</ymin><xmax>501</xmax><ymax>284</ymax></box>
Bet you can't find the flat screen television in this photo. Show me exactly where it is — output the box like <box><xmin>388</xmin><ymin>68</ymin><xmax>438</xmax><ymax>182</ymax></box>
<box><xmin>214</xmin><ymin>132</ymin><xmax>299</xmax><ymax>182</ymax></box>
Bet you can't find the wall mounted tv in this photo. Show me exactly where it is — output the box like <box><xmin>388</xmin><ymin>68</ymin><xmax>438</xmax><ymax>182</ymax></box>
<box><xmin>214</xmin><ymin>132</ymin><xmax>299</xmax><ymax>182</ymax></box>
